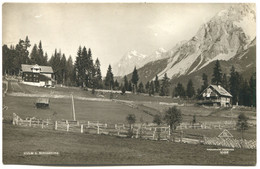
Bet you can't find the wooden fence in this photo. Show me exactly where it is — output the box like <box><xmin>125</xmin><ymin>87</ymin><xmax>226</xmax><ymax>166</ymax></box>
<box><xmin>177</xmin><ymin>121</ymin><xmax>237</xmax><ymax>130</ymax></box>
<box><xmin>204</xmin><ymin>137</ymin><xmax>256</xmax><ymax>149</ymax></box>
<box><xmin>12</xmin><ymin>113</ymin><xmax>256</xmax><ymax>149</ymax></box>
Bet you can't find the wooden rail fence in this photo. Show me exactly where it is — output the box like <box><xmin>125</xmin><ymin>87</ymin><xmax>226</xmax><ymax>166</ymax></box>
<box><xmin>11</xmin><ymin>113</ymin><xmax>256</xmax><ymax>149</ymax></box>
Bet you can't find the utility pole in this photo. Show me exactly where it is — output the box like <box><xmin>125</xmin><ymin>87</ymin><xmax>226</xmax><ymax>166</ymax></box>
<box><xmin>71</xmin><ymin>94</ymin><xmax>76</xmax><ymax>121</ymax></box>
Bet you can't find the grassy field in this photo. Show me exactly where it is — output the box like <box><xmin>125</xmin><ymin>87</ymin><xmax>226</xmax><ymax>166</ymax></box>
<box><xmin>2</xmin><ymin>81</ymin><xmax>257</xmax><ymax>165</ymax></box>
<box><xmin>3</xmin><ymin>95</ymin><xmax>153</xmax><ymax>123</ymax></box>
<box><xmin>2</xmin><ymin>123</ymin><xmax>256</xmax><ymax>165</ymax></box>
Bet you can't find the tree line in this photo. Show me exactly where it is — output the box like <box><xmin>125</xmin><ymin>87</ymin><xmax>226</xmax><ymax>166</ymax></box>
<box><xmin>173</xmin><ymin>60</ymin><xmax>256</xmax><ymax>107</ymax></box>
<box><xmin>2</xmin><ymin>37</ymin><xmax>256</xmax><ymax>107</ymax></box>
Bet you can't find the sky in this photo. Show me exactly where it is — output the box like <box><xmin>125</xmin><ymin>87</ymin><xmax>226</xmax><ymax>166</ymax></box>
<box><xmin>2</xmin><ymin>3</ymin><xmax>233</xmax><ymax>75</ymax></box>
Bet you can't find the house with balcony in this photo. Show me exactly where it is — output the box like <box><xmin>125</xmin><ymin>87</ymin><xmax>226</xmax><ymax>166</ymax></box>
<box><xmin>199</xmin><ymin>85</ymin><xmax>232</xmax><ymax>107</ymax></box>
<box><xmin>21</xmin><ymin>64</ymin><xmax>55</xmax><ymax>87</ymax></box>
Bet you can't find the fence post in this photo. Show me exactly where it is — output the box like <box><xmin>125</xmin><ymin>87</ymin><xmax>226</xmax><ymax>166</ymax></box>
<box><xmin>67</xmin><ymin>123</ymin><xmax>69</xmax><ymax>132</ymax></box>
<box><xmin>97</xmin><ymin>125</ymin><xmax>100</xmax><ymax>134</ymax></box>
<box><xmin>81</xmin><ymin>124</ymin><xmax>83</xmax><ymax>133</ymax></box>
<box><xmin>66</xmin><ymin>120</ymin><xmax>68</xmax><ymax>124</ymax></box>
<box><xmin>12</xmin><ymin>113</ymin><xmax>16</xmax><ymax>125</ymax></box>
<box><xmin>118</xmin><ymin>128</ymin><xmax>120</xmax><ymax>136</ymax></box>
<box><xmin>136</xmin><ymin>128</ymin><xmax>139</xmax><ymax>138</ymax></box>
<box><xmin>55</xmin><ymin>121</ymin><xmax>57</xmax><ymax>130</ymax></box>
<box><xmin>115</xmin><ymin>124</ymin><xmax>117</xmax><ymax>129</ymax></box>
<box><xmin>29</xmin><ymin>118</ymin><xmax>32</xmax><ymax>127</ymax></box>
<box><xmin>47</xmin><ymin>119</ymin><xmax>49</xmax><ymax>126</ymax></box>
<box><xmin>41</xmin><ymin>121</ymin><xmax>44</xmax><ymax>129</ymax></box>
<box><xmin>180</xmin><ymin>130</ymin><xmax>183</xmax><ymax>143</ymax></box>
<box><xmin>153</xmin><ymin>128</ymin><xmax>156</xmax><ymax>140</ymax></box>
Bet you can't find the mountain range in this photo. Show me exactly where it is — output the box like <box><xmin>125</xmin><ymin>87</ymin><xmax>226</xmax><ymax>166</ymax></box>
<box><xmin>115</xmin><ymin>4</ymin><xmax>256</xmax><ymax>90</ymax></box>
<box><xmin>113</xmin><ymin>48</ymin><xmax>167</xmax><ymax>77</ymax></box>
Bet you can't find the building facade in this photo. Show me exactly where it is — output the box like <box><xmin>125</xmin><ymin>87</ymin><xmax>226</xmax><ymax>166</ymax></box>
<box><xmin>199</xmin><ymin>85</ymin><xmax>232</xmax><ymax>107</ymax></box>
<box><xmin>21</xmin><ymin>64</ymin><xmax>54</xmax><ymax>87</ymax></box>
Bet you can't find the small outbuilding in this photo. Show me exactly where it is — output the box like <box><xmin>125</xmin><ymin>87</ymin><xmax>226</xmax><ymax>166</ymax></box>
<box><xmin>35</xmin><ymin>98</ymin><xmax>50</xmax><ymax>109</ymax></box>
<box><xmin>199</xmin><ymin>85</ymin><xmax>232</xmax><ymax>107</ymax></box>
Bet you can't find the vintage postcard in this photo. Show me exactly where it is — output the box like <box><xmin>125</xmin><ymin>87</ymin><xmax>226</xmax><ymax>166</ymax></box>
<box><xmin>2</xmin><ymin>2</ymin><xmax>256</xmax><ymax>166</ymax></box>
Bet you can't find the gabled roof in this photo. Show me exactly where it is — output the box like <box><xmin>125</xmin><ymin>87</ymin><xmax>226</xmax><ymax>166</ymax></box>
<box><xmin>210</xmin><ymin>85</ymin><xmax>232</xmax><ymax>97</ymax></box>
<box><xmin>21</xmin><ymin>64</ymin><xmax>53</xmax><ymax>73</ymax></box>
<box><xmin>201</xmin><ymin>84</ymin><xmax>232</xmax><ymax>98</ymax></box>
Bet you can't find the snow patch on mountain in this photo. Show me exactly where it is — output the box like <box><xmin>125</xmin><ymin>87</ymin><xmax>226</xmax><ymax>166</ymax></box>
<box><xmin>113</xmin><ymin>48</ymin><xmax>167</xmax><ymax>76</ymax></box>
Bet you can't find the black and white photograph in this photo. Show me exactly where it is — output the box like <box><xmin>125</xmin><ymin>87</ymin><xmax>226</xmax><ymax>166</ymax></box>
<box><xmin>1</xmin><ymin>1</ymin><xmax>257</xmax><ymax>166</ymax></box>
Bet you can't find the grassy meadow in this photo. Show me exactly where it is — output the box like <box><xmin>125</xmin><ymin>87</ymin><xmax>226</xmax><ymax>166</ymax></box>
<box><xmin>3</xmin><ymin>123</ymin><xmax>256</xmax><ymax>165</ymax></box>
<box><xmin>2</xmin><ymin>81</ymin><xmax>257</xmax><ymax>165</ymax></box>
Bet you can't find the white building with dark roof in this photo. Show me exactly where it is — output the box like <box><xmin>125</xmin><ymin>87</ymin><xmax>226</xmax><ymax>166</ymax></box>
<box><xmin>199</xmin><ymin>85</ymin><xmax>232</xmax><ymax>107</ymax></box>
<box><xmin>21</xmin><ymin>64</ymin><xmax>54</xmax><ymax>87</ymax></box>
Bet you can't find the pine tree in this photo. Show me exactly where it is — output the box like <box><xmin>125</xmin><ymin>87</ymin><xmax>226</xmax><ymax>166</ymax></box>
<box><xmin>30</xmin><ymin>44</ymin><xmax>38</xmax><ymax>64</ymax></box>
<box><xmin>87</xmin><ymin>48</ymin><xmax>94</xmax><ymax>88</ymax></box>
<box><xmin>49</xmin><ymin>49</ymin><xmax>64</xmax><ymax>84</ymax></box>
<box><xmin>114</xmin><ymin>80</ymin><xmax>119</xmax><ymax>90</ymax></box>
<box><xmin>2</xmin><ymin>45</ymin><xmax>13</xmax><ymax>75</ymax></box>
<box><xmin>249</xmin><ymin>73</ymin><xmax>256</xmax><ymax>107</ymax></box>
<box><xmin>174</xmin><ymin>83</ymin><xmax>186</xmax><ymax>98</ymax></box>
<box><xmin>149</xmin><ymin>81</ymin><xmax>155</xmax><ymax>96</ymax></box>
<box><xmin>201</xmin><ymin>73</ymin><xmax>208</xmax><ymax>92</ymax></box>
<box><xmin>137</xmin><ymin>82</ymin><xmax>145</xmax><ymax>93</ymax></box>
<box><xmin>11</xmin><ymin>37</ymin><xmax>31</xmax><ymax>74</ymax></box>
<box><xmin>212</xmin><ymin>60</ymin><xmax>222</xmax><ymax>85</ymax></box>
<box><xmin>43</xmin><ymin>52</ymin><xmax>48</xmax><ymax>66</ymax></box>
<box><xmin>66</xmin><ymin>56</ymin><xmax>74</xmax><ymax>86</ymax></box>
<box><xmin>74</xmin><ymin>46</ymin><xmax>83</xmax><ymax>87</ymax></box>
<box><xmin>154</xmin><ymin>74</ymin><xmax>160</xmax><ymax>93</ymax></box>
<box><xmin>24</xmin><ymin>36</ymin><xmax>31</xmax><ymax>51</ymax></box>
<box><xmin>222</xmin><ymin>73</ymin><xmax>229</xmax><ymax>90</ymax></box>
<box><xmin>186</xmin><ymin>79</ymin><xmax>195</xmax><ymax>98</ymax></box>
<box><xmin>128</xmin><ymin>80</ymin><xmax>133</xmax><ymax>92</ymax></box>
<box><xmin>131</xmin><ymin>67</ymin><xmax>139</xmax><ymax>93</ymax></box>
<box><xmin>38</xmin><ymin>41</ymin><xmax>44</xmax><ymax>65</ymax></box>
<box><xmin>229</xmin><ymin>66</ymin><xmax>241</xmax><ymax>105</ymax></box>
<box><xmin>94</xmin><ymin>58</ymin><xmax>102</xmax><ymax>89</ymax></box>
<box><xmin>121</xmin><ymin>85</ymin><xmax>126</xmax><ymax>95</ymax></box>
<box><xmin>60</xmin><ymin>54</ymin><xmax>67</xmax><ymax>85</ymax></box>
<box><xmin>159</xmin><ymin>73</ymin><xmax>170</xmax><ymax>96</ymax></box>
<box><xmin>123</xmin><ymin>76</ymin><xmax>129</xmax><ymax>91</ymax></box>
<box><xmin>81</xmin><ymin>46</ymin><xmax>88</xmax><ymax>87</ymax></box>
<box><xmin>105</xmin><ymin>64</ymin><xmax>114</xmax><ymax>90</ymax></box>
<box><xmin>145</xmin><ymin>81</ymin><xmax>150</xmax><ymax>93</ymax></box>
<box><xmin>239</xmin><ymin>79</ymin><xmax>251</xmax><ymax>106</ymax></box>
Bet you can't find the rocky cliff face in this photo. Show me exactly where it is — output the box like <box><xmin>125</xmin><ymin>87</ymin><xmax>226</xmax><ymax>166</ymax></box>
<box><xmin>155</xmin><ymin>3</ymin><xmax>256</xmax><ymax>79</ymax></box>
